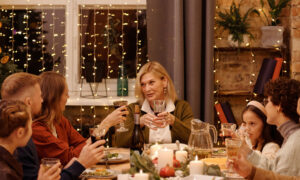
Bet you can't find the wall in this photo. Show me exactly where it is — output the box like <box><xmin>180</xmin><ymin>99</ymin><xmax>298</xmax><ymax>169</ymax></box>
<box><xmin>214</xmin><ymin>0</ymin><xmax>293</xmax><ymax>125</ymax></box>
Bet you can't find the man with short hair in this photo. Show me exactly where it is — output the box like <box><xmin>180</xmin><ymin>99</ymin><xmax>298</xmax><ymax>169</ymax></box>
<box><xmin>1</xmin><ymin>72</ymin><xmax>105</xmax><ymax>180</ymax></box>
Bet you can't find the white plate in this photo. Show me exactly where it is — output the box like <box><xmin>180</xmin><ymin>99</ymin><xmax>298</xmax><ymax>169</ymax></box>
<box><xmin>182</xmin><ymin>174</ymin><xmax>224</xmax><ymax>180</ymax></box>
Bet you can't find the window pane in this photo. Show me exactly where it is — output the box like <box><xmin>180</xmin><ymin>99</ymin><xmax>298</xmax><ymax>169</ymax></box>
<box><xmin>79</xmin><ymin>6</ymin><xmax>147</xmax><ymax>82</ymax></box>
<box><xmin>0</xmin><ymin>5</ymin><xmax>66</xmax><ymax>75</ymax></box>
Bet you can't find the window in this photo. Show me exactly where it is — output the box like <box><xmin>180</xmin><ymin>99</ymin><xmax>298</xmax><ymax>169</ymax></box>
<box><xmin>0</xmin><ymin>0</ymin><xmax>147</xmax><ymax>105</ymax></box>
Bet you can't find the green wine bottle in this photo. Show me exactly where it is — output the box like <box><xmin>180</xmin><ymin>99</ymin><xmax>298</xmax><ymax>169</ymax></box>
<box><xmin>117</xmin><ymin>62</ymin><xmax>128</xmax><ymax>96</ymax></box>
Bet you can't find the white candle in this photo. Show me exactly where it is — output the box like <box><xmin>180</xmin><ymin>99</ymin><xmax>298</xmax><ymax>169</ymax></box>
<box><xmin>117</xmin><ymin>174</ymin><xmax>129</xmax><ymax>180</ymax></box>
<box><xmin>175</xmin><ymin>150</ymin><xmax>187</xmax><ymax>163</ymax></box>
<box><xmin>134</xmin><ymin>170</ymin><xmax>149</xmax><ymax>180</ymax></box>
<box><xmin>158</xmin><ymin>148</ymin><xmax>173</xmax><ymax>171</ymax></box>
<box><xmin>189</xmin><ymin>156</ymin><xmax>204</xmax><ymax>175</ymax></box>
<box><xmin>150</xmin><ymin>143</ymin><xmax>162</xmax><ymax>157</ymax></box>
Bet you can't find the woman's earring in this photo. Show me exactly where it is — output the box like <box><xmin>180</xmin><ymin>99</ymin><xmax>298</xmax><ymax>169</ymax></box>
<box><xmin>163</xmin><ymin>87</ymin><xmax>167</xmax><ymax>95</ymax></box>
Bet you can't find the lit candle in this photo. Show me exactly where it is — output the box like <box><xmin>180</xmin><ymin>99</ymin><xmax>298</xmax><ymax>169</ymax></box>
<box><xmin>150</xmin><ymin>142</ymin><xmax>162</xmax><ymax>157</ymax></box>
<box><xmin>158</xmin><ymin>148</ymin><xmax>173</xmax><ymax>171</ymax></box>
<box><xmin>175</xmin><ymin>150</ymin><xmax>187</xmax><ymax>163</ymax></box>
<box><xmin>134</xmin><ymin>170</ymin><xmax>149</xmax><ymax>180</ymax></box>
<box><xmin>189</xmin><ymin>156</ymin><xmax>204</xmax><ymax>175</ymax></box>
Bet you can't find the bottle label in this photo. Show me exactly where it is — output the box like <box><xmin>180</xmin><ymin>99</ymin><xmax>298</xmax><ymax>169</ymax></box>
<box><xmin>134</xmin><ymin>114</ymin><xmax>140</xmax><ymax>124</ymax></box>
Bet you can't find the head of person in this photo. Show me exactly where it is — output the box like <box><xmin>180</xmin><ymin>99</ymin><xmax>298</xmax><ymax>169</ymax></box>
<box><xmin>37</xmin><ymin>71</ymin><xmax>69</xmax><ymax>127</ymax></box>
<box><xmin>242</xmin><ymin>100</ymin><xmax>282</xmax><ymax>149</ymax></box>
<box><xmin>1</xmin><ymin>72</ymin><xmax>42</xmax><ymax>117</ymax></box>
<box><xmin>0</xmin><ymin>100</ymin><xmax>32</xmax><ymax>148</ymax></box>
<box><xmin>264</xmin><ymin>77</ymin><xmax>300</xmax><ymax>126</ymax></box>
<box><xmin>135</xmin><ymin>61</ymin><xmax>177</xmax><ymax>105</ymax></box>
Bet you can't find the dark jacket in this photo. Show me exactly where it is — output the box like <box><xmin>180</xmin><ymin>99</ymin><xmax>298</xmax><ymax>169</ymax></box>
<box><xmin>17</xmin><ymin>137</ymin><xmax>85</xmax><ymax>180</ymax></box>
<box><xmin>0</xmin><ymin>145</ymin><xmax>23</xmax><ymax>180</ymax></box>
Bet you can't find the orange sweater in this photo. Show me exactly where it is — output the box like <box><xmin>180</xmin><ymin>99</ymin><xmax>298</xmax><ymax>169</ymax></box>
<box><xmin>32</xmin><ymin>116</ymin><xmax>86</xmax><ymax>166</ymax></box>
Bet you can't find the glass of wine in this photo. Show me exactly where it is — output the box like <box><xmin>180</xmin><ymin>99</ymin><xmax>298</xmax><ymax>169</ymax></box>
<box><xmin>90</xmin><ymin>127</ymin><xmax>106</xmax><ymax>144</ymax></box>
<box><xmin>153</xmin><ymin>100</ymin><xmax>165</xmax><ymax>116</ymax></box>
<box><xmin>225</xmin><ymin>138</ymin><xmax>242</xmax><ymax>174</ymax></box>
<box><xmin>113</xmin><ymin>100</ymin><xmax>128</xmax><ymax>132</ymax></box>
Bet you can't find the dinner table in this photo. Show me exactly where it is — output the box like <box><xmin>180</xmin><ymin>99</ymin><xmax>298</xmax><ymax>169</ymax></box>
<box><xmin>82</xmin><ymin>146</ymin><xmax>244</xmax><ymax>180</ymax></box>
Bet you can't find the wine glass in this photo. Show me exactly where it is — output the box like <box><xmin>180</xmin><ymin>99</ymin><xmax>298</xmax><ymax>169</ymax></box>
<box><xmin>221</xmin><ymin>123</ymin><xmax>236</xmax><ymax>144</ymax></box>
<box><xmin>153</xmin><ymin>100</ymin><xmax>166</xmax><ymax>128</ymax></box>
<box><xmin>225</xmin><ymin>138</ymin><xmax>242</xmax><ymax>174</ymax></box>
<box><xmin>153</xmin><ymin>100</ymin><xmax>165</xmax><ymax>116</ymax></box>
<box><xmin>113</xmin><ymin>100</ymin><xmax>128</xmax><ymax>132</ymax></box>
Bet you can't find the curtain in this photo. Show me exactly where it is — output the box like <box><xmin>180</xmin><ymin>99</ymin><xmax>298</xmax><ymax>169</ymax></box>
<box><xmin>146</xmin><ymin>0</ymin><xmax>215</xmax><ymax>123</ymax></box>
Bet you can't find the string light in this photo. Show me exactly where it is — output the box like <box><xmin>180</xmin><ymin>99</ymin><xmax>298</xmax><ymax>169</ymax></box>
<box><xmin>10</xmin><ymin>7</ymin><xmax>15</xmax><ymax>62</ymax></box>
<box><xmin>39</xmin><ymin>5</ymin><xmax>45</xmax><ymax>72</ymax></box>
<box><xmin>24</xmin><ymin>7</ymin><xmax>29</xmax><ymax>71</ymax></box>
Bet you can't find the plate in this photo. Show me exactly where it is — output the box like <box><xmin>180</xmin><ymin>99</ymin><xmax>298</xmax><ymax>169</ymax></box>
<box><xmin>222</xmin><ymin>170</ymin><xmax>244</xmax><ymax>180</ymax></box>
<box><xmin>80</xmin><ymin>168</ymin><xmax>117</xmax><ymax>179</ymax></box>
<box><xmin>98</xmin><ymin>153</ymin><xmax>130</xmax><ymax>164</ymax></box>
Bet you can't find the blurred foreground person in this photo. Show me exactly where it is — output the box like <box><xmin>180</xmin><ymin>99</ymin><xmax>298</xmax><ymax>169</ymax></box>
<box><xmin>0</xmin><ymin>100</ymin><xmax>61</xmax><ymax>180</ymax></box>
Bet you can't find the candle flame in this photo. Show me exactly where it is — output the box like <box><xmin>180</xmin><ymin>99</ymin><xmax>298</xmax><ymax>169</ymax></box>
<box><xmin>195</xmin><ymin>155</ymin><xmax>198</xmax><ymax>161</ymax></box>
<box><xmin>140</xmin><ymin>169</ymin><xmax>143</xmax><ymax>173</ymax></box>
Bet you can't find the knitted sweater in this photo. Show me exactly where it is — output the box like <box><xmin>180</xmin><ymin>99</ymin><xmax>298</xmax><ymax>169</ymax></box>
<box><xmin>248</xmin><ymin>121</ymin><xmax>300</xmax><ymax>176</ymax></box>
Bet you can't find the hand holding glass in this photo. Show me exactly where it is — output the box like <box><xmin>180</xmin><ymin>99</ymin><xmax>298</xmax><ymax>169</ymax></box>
<box><xmin>153</xmin><ymin>100</ymin><xmax>165</xmax><ymax>116</ymax></box>
<box><xmin>225</xmin><ymin>138</ymin><xmax>242</xmax><ymax>173</ymax></box>
<box><xmin>90</xmin><ymin>127</ymin><xmax>106</xmax><ymax>144</ymax></box>
<box><xmin>113</xmin><ymin>100</ymin><xmax>128</xmax><ymax>132</ymax></box>
<box><xmin>41</xmin><ymin>158</ymin><xmax>60</xmax><ymax>171</ymax></box>
<box><xmin>221</xmin><ymin>123</ymin><xmax>236</xmax><ymax>138</ymax></box>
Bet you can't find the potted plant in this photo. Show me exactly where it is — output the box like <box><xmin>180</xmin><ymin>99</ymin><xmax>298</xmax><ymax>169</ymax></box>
<box><xmin>216</xmin><ymin>1</ymin><xmax>259</xmax><ymax>47</ymax></box>
<box><xmin>260</xmin><ymin>0</ymin><xmax>291</xmax><ymax>47</ymax></box>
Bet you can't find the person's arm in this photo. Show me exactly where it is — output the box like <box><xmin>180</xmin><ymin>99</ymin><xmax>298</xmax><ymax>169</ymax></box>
<box><xmin>170</xmin><ymin>100</ymin><xmax>194</xmax><ymax>143</ymax></box>
<box><xmin>16</xmin><ymin>138</ymin><xmax>39</xmax><ymax>180</ymax></box>
<box><xmin>261</xmin><ymin>142</ymin><xmax>280</xmax><ymax>160</ymax></box>
<box><xmin>251</xmin><ymin>167</ymin><xmax>300</xmax><ymax>180</ymax></box>
<box><xmin>32</xmin><ymin>119</ymin><xmax>86</xmax><ymax>166</ymax></box>
<box><xmin>60</xmin><ymin>160</ymin><xmax>85</xmax><ymax>180</ymax></box>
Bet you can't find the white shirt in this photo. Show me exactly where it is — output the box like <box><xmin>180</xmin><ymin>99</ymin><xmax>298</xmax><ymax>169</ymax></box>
<box><xmin>141</xmin><ymin>99</ymin><xmax>175</xmax><ymax>143</ymax></box>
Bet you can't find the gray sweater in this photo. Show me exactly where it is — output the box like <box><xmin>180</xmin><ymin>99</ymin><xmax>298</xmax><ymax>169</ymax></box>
<box><xmin>248</xmin><ymin>121</ymin><xmax>300</xmax><ymax>176</ymax></box>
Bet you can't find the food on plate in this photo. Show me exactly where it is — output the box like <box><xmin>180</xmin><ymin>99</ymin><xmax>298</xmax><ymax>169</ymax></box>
<box><xmin>202</xmin><ymin>157</ymin><xmax>227</xmax><ymax>170</ymax></box>
<box><xmin>160</xmin><ymin>164</ymin><xmax>175</xmax><ymax>177</ymax></box>
<box><xmin>107</xmin><ymin>152</ymin><xmax>119</xmax><ymax>159</ymax></box>
<box><xmin>82</xmin><ymin>168</ymin><xmax>112</xmax><ymax>177</ymax></box>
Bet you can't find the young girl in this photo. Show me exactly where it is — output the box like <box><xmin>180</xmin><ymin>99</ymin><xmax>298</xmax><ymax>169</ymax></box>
<box><xmin>240</xmin><ymin>100</ymin><xmax>282</xmax><ymax>159</ymax></box>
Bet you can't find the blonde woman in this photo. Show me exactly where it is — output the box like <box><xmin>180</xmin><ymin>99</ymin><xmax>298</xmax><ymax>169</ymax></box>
<box><xmin>116</xmin><ymin>61</ymin><xmax>194</xmax><ymax>147</ymax></box>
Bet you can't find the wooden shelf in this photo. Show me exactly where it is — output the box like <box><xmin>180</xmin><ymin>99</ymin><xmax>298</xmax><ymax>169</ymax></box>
<box><xmin>217</xmin><ymin>90</ymin><xmax>253</xmax><ymax>96</ymax></box>
<box><xmin>214</xmin><ymin>47</ymin><xmax>285</xmax><ymax>52</ymax></box>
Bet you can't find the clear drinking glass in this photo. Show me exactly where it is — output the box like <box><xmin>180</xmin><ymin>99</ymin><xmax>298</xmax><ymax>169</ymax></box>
<box><xmin>225</xmin><ymin>138</ymin><xmax>242</xmax><ymax>173</ymax></box>
<box><xmin>221</xmin><ymin>123</ymin><xmax>236</xmax><ymax>145</ymax></box>
<box><xmin>41</xmin><ymin>158</ymin><xmax>60</xmax><ymax>171</ymax></box>
<box><xmin>113</xmin><ymin>100</ymin><xmax>128</xmax><ymax>132</ymax></box>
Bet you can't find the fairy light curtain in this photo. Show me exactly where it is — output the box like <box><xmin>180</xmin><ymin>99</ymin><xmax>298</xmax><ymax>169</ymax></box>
<box><xmin>0</xmin><ymin>5</ymin><xmax>66</xmax><ymax>77</ymax></box>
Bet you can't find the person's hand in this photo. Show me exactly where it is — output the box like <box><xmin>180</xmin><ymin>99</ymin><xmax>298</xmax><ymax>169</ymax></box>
<box><xmin>37</xmin><ymin>162</ymin><xmax>61</xmax><ymax>180</ymax></box>
<box><xmin>229</xmin><ymin>154</ymin><xmax>253</xmax><ymax>178</ymax></box>
<box><xmin>77</xmin><ymin>139</ymin><xmax>105</xmax><ymax>168</ymax></box>
<box><xmin>140</xmin><ymin>113</ymin><xmax>157</xmax><ymax>130</ymax></box>
<box><xmin>100</xmin><ymin>106</ymin><xmax>128</xmax><ymax>131</ymax></box>
<box><xmin>156</xmin><ymin>112</ymin><xmax>175</xmax><ymax>127</ymax></box>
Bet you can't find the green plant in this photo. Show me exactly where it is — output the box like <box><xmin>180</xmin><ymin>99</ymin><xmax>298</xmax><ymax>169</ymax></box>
<box><xmin>260</xmin><ymin>0</ymin><xmax>291</xmax><ymax>26</ymax></box>
<box><xmin>216</xmin><ymin>1</ymin><xmax>259</xmax><ymax>46</ymax></box>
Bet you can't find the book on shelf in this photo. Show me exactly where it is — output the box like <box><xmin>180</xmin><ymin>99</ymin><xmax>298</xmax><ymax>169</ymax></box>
<box><xmin>253</xmin><ymin>58</ymin><xmax>282</xmax><ymax>95</ymax></box>
<box><xmin>215</xmin><ymin>102</ymin><xmax>237</xmax><ymax>124</ymax></box>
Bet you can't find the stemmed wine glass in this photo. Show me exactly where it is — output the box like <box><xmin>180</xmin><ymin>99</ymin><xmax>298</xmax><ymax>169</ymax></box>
<box><xmin>153</xmin><ymin>100</ymin><xmax>165</xmax><ymax>116</ymax></box>
<box><xmin>153</xmin><ymin>100</ymin><xmax>166</xmax><ymax>129</ymax></box>
<box><xmin>113</xmin><ymin>100</ymin><xmax>128</xmax><ymax>132</ymax></box>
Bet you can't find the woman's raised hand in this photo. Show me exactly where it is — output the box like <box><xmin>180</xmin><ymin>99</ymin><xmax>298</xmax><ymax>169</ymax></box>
<box><xmin>100</xmin><ymin>106</ymin><xmax>128</xmax><ymax>132</ymax></box>
<box><xmin>140</xmin><ymin>113</ymin><xmax>157</xmax><ymax>130</ymax></box>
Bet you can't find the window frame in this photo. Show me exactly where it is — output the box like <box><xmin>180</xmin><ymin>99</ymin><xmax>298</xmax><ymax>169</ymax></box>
<box><xmin>1</xmin><ymin>0</ymin><xmax>146</xmax><ymax>106</ymax></box>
